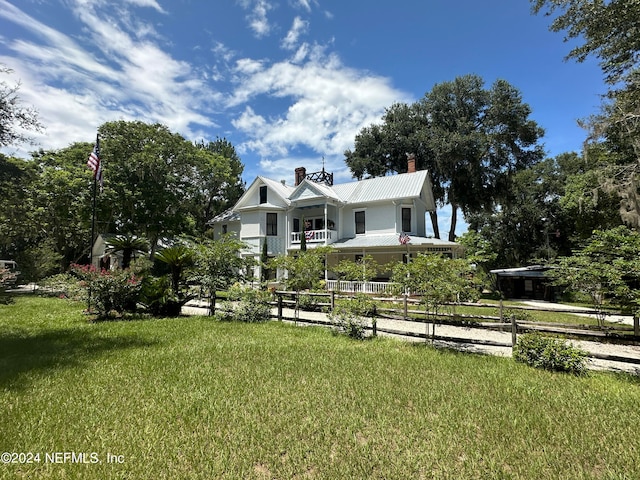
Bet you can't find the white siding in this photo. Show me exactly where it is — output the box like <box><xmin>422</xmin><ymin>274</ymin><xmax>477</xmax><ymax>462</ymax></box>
<box><xmin>235</xmin><ymin>177</ymin><xmax>292</xmax><ymax>211</ymax></box>
<box><xmin>342</xmin><ymin>206</ymin><xmax>357</xmax><ymax>237</ymax></box>
<box><xmin>342</xmin><ymin>203</ymin><xmax>397</xmax><ymax>237</ymax></box>
<box><xmin>369</xmin><ymin>204</ymin><xmax>396</xmax><ymax>234</ymax></box>
<box><xmin>240</xmin><ymin>211</ymin><xmax>261</xmax><ymax>238</ymax></box>
<box><xmin>417</xmin><ymin>209</ymin><xmax>426</xmax><ymax>236</ymax></box>
<box><xmin>212</xmin><ymin>221</ymin><xmax>240</xmax><ymax>240</ymax></box>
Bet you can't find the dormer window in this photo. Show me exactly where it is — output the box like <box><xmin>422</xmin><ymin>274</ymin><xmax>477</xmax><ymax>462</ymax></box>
<box><xmin>259</xmin><ymin>185</ymin><xmax>267</xmax><ymax>204</ymax></box>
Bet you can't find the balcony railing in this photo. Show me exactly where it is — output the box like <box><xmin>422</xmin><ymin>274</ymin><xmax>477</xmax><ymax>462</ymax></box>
<box><xmin>291</xmin><ymin>229</ymin><xmax>337</xmax><ymax>245</ymax></box>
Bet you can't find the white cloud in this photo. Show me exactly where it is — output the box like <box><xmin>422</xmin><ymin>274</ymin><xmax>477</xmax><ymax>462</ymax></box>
<box><xmin>0</xmin><ymin>0</ymin><xmax>218</xmax><ymax>153</ymax></box>
<box><xmin>212</xmin><ymin>41</ymin><xmax>236</xmax><ymax>63</ymax></box>
<box><xmin>1</xmin><ymin>0</ymin><xmax>410</xmax><ymax>191</ymax></box>
<box><xmin>238</xmin><ymin>0</ymin><xmax>274</xmax><ymax>38</ymax></box>
<box><xmin>234</xmin><ymin>58</ymin><xmax>265</xmax><ymax>75</ymax></box>
<box><xmin>293</xmin><ymin>0</ymin><xmax>313</xmax><ymax>13</ymax></box>
<box><xmin>290</xmin><ymin>43</ymin><xmax>310</xmax><ymax>64</ymax></box>
<box><xmin>229</xmin><ymin>46</ymin><xmax>411</xmax><ymax>161</ymax></box>
<box><xmin>425</xmin><ymin>205</ymin><xmax>468</xmax><ymax>238</ymax></box>
<box><xmin>124</xmin><ymin>0</ymin><xmax>166</xmax><ymax>13</ymax></box>
<box><xmin>281</xmin><ymin>16</ymin><xmax>309</xmax><ymax>50</ymax></box>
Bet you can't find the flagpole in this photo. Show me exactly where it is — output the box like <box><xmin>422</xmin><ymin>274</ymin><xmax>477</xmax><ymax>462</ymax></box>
<box><xmin>88</xmin><ymin>134</ymin><xmax>99</xmax><ymax>312</ymax></box>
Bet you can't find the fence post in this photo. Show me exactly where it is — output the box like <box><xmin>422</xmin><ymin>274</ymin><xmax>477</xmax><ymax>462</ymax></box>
<box><xmin>511</xmin><ymin>314</ymin><xmax>517</xmax><ymax>347</ymax></box>
<box><xmin>330</xmin><ymin>290</ymin><xmax>335</xmax><ymax>312</ymax></box>
<box><xmin>277</xmin><ymin>293</ymin><xmax>283</xmax><ymax>321</ymax></box>
<box><xmin>499</xmin><ymin>298</ymin><xmax>504</xmax><ymax>323</ymax></box>
<box><xmin>403</xmin><ymin>295</ymin><xmax>408</xmax><ymax>321</ymax></box>
<box><xmin>634</xmin><ymin>314</ymin><xmax>639</xmax><ymax>337</ymax></box>
<box><xmin>372</xmin><ymin>305</ymin><xmax>377</xmax><ymax>337</ymax></box>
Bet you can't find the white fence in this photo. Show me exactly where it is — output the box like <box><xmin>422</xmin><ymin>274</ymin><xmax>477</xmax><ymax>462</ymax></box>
<box><xmin>325</xmin><ymin>280</ymin><xmax>398</xmax><ymax>295</ymax></box>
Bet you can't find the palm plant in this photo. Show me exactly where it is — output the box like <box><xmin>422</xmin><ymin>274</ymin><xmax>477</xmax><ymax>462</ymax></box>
<box><xmin>105</xmin><ymin>234</ymin><xmax>149</xmax><ymax>269</ymax></box>
<box><xmin>154</xmin><ymin>244</ymin><xmax>195</xmax><ymax>295</ymax></box>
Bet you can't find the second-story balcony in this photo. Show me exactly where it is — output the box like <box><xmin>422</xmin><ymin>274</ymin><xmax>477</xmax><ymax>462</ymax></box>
<box><xmin>291</xmin><ymin>229</ymin><xmax>338</xmax><ymax>245</ymax></box>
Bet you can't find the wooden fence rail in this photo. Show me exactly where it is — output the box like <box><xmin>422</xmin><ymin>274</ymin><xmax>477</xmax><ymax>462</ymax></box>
<box><xmin>269</xmin><ymin>291</ymin><xmax>640</xmax><ymax>362</ymax></box>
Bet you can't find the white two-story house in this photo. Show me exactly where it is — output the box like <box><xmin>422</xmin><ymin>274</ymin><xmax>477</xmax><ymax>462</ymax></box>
<box><xmin>210</xmin><ymin>158</ymin><xmax>462</xmax><ymax>284</ymax></box>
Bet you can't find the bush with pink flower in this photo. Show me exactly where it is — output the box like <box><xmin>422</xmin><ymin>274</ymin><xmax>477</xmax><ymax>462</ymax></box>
<box><xmin>71</xmin><ymin>264</ymin><xmax>142</xmax><ymax>318</ymax></box>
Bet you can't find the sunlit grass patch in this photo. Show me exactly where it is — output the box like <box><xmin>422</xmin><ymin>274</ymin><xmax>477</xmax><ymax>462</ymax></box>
<box><xmin>1</xmin><ymin>296</ymin><xmax>639</xmax><ymax>479</ymax></box>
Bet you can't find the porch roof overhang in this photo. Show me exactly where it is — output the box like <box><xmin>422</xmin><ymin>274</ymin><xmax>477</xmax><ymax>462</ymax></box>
<box><xmin>489</xmin><ymin>265</ymin><xmax>551</xmax><ymax>278</ymax></box>
<box><xmin>234</xmin><ymin>203</ymin><xmax>288</xmax><ymax>212</ymax></box>
<box><xmin>333</xmin><ymin>234</ymin><xmax>460</xmax><ymax>249</ymax></box>
<box><xmin>287</xmin><ymin>234</ymin><xmax>462</xmax><ymax>253</ymax></box>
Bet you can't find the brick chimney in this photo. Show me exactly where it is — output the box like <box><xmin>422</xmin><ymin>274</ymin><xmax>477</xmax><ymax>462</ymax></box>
<box><xmin>295</xmin><ymin>167</ymin><xmax>306</xmax><ymax>186</ymax></box>
<box><xmin>407</xmin><ymin>153</ymin><xmax>416</xmax><ymax>173</ymax></box>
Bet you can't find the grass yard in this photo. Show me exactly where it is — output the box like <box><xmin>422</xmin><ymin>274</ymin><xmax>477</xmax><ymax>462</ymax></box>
<box><xmin>1</xmin><ymin>296</ymin><xmax>639</xmax><ymax>479</ymax></box>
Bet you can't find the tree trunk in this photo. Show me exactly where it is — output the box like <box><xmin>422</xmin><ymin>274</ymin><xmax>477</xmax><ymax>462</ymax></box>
<box><xmin>429</xmin><ymin>211</ymin><xmax>440</xmax><ymax>239</ymax></box>
<box><xmin>448</xmin><ymin>203</ymin><xmax>458</xmax><ymax>242</ymax></box>
<box><xmin>122</xmin><ymin>249</ymin><xmax>132</xmax><ymax>269</ymax></box>
<box><xmin>148</xmin><ymin>233</ymin><xmax>159</xmax><ymax>260</ymax></box>
<box><xmin>209</xmin><ymin>290</ymin><xmax>216</xmax><ymax>316</ymax></box>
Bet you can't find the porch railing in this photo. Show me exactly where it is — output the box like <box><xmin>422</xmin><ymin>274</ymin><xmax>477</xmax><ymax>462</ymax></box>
<box><xmin>325</xmin><ymin>280</ymin><xmax>399</xmax><ymax>295</ymax></box>
<box><xmin>291</xmin><ymin>229</ymin><xmax>337</xmax><ymax>245</ymax></box>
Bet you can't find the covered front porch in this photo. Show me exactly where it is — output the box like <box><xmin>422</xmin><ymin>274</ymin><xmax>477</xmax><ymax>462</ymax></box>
<box><xmin>324</xmin><ymin>279</ymin><xmax>398</xmax><ymax>294</ymax></box>
<box><xmin>324</xmin><ymin>234</ymin><xmax>464</xmax><ymax>280</ymax></box>
<box><xmin>288</xmin><ymin>202</ymin><xmax>340</xmax><ymax>247</ymax></box>
<box><xmin>291</xmin><ymin>228</ymin><xmax>338</xmax><ymax>245</ymax></box>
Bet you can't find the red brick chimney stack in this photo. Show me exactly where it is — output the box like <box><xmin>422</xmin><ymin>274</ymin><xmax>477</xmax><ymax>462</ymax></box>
<box><xmin>294</xmin><ymin>167</ymin><xmax>306</xmax><ymax>186</ymax></box>
<box><xmin>407</xmin><ymin>153</ymin><xmax>416</xmax><ymax>173</ymax></box>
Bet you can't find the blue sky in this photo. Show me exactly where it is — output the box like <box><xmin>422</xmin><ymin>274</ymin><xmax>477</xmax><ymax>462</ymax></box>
<box><xmin>0</xmin><ymin>0</ymin><xmax>607</xmax><ymax>236</ymax></box>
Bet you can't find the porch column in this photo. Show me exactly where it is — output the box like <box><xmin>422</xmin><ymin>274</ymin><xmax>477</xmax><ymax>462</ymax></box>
<box><xmin>324</xmin><ymin>202</ymin><xmax>328</xmax><ymax>246</ymax></box>
<box><xmin>324</xmin><ymin>201</ymin><xmax>328</xmax><ymax>282</ymax></box>
<box><xmin>286</xmin><ymin>207</ymin><xmax>291</xmax><ymax>250</ymax></box>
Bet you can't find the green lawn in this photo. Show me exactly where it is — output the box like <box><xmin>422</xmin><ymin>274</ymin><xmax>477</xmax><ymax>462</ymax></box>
<box><xmin>1</xmin><ymin>296</ymin><xmax>639</xmax><ymax>479</ymax></box>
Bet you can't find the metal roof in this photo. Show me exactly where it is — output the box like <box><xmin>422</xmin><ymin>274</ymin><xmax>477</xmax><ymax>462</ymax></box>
<box><xmin>260</xmin><ymin>176</ymin><xmax>295</xmax><ymax>201</ymax></box>
<box><xmin>209</xmin><ymin>208</ymin><xmax>240</xmax><ymax>224</ymax></box>
<box><xmin>233</xmin><ymin>175</ymin><xmax>294</xmax><ymax>211</ymax></box>
<box><xmin>332</xmin><ymin>170</ymin><xmax>430</xmax><ymax>205</ymax></box>
<box><xmin>330</xmin><ymin>234</ymin><xmax>461</xmax><ymax>250</ymax></box>
<box><xmin>288</xmin><ymin>170</ymin><xmax>432</xmax><ymax>206</ymax></box>
<box><xmin>490</xmin><ymin>265</ymin><xmax>551</xmax><ymax>277</ymax></box>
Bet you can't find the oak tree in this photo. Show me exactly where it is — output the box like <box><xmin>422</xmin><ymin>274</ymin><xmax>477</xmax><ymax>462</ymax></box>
<box><xmin>345</xmin><ymin>75</ymin><xmax>545</xmax><ymax>241</ymax></box>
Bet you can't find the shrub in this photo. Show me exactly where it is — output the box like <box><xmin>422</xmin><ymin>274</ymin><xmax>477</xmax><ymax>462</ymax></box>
<box><xmin>139</xmin><ymin>275</ymin><xmax>188</xmax><ymax>317</ymax></box>
<box><xmin>38</xmin><ymin>273</ymin><xmax>84</xmax><ymax>300</ymax></box>
<box><xmin>72</xmin><ymin>264</ymin><xmax>142</xmax><ymax>318</ymax></box>
<box><xmin>329</xmin><ymin>293</ymin><xmax>376</xmax><ymax>340</ymax></box>
<box><xmin>513</xmin><ymin>333</ymin><xmax>588</xmax><ymax>375</ymax></box>
<box><xmin>226</xmin><ymin>283</ymin><xmax>246</xmax><ymax>302</ymax></box>
<box><xmin>297</xmin><ymin>293</ymin><xmax>323</xmax><ymax>311</ymax></box>
<box><xmin>223</xmin><ymin>286</ymin><xmax>271</xmax><ymax>323</ymax></box>
<box><xmin>499</xmin><ymin>307</ymin><xmax>533</xmax><ymax>322</ymax></box>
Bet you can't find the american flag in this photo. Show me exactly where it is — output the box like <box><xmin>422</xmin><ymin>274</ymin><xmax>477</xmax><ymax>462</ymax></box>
<box><xmin>305</xmin><ymin>230</ymin><xmax>314</xmax><ymax>240</ymax></box>
<box><xmin>399</xmin><ymin>232</ymin><xmax>410</xmax><ymax>245</ymax></box>
<box><xmin>87</xmin><ymin>143</ymin><xmax>103</xmax><ymax>189</ymax></box>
